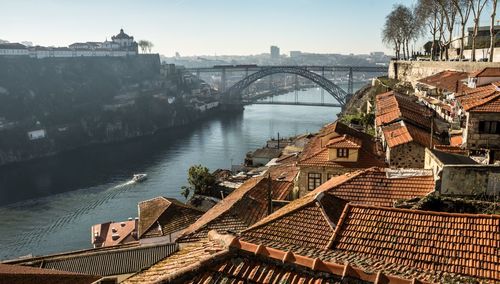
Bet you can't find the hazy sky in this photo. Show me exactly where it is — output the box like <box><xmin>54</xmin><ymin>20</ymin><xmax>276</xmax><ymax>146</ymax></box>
<box><xmin>0</xmin><ymin>0</ymin><xmax>497</xmax><ymax>56</ymax></box>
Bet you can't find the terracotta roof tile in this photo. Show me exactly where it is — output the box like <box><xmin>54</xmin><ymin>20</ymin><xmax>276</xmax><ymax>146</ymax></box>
<box><xmin>177</xmin><ymin>176</ymin><xmax>294</xmax><ymax>242</ymax></box>
<box><xmin>375</xmin><ymin>92</ymin><xmax>432</xmax><ymax>129</ymax></box>
<box><xmin>330</xmin><ymin>204</ymin><xmax>500</xmax><ymax>281</ymax></box>
<box><xmin>326</xmin><ymin>134</ymin><xmax>362</xmax><ymax>149</ymax></box>
<box><xmin>317</xmin><ymin>167</ymin><xmax>435</xmax><ymax>207</ymax></box>
<box><xmin>91</xmin><ymin>219</ymin><xmax>137</xmax><ymax>247</ymax></box>
<box><xmin>138</xmin><ymin>197</ymin><xmax>204</xmax><ymax>239</ymax></box>
<box><xmin>469</xmin><ymin>67</ymin><xmax>500</xmax><ymax>78</ymax></box>
<box><xmin>298</xmin><ymin>122</ymin><xmax>385</xmax><ymax>168</ymax></box>
<box><xmin>382</xmin><ymin>121</ymin><xmax>440</xmax><ymax>148</ymax></box>
<box><xmin>242</xmin><ymin>193</ymin><xmax>347</xmax><ymax>249</ymax></box>
<box><xmin>123</xmin><ymin>239</ymin><xmax>227</xmax><ymax>284</ymax></box>
<box><xmin>417</xmin><ymin>70</ymin><xmax>468</xmax><ymax>92</ymax></box>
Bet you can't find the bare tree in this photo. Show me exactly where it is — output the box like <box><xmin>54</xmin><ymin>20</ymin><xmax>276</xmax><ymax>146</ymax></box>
<box><xmin>489</xmin><ymin>0</ymin><xmax>498</xmax><ymax>61</ymax></box>
<box><xmin>453</xmin><ymin>0</ymin><xmax>473</xmax><ymax>60</ymax></box>
<box><xmin>138</xmin><ymin>40</ymin><xmax>148</xmax><ymax>53</ymax></box>
<box><xmin>382</xmin><ymin>12</ymin><xmax>402</xmax><ymax>59</ymax></box>
<box><xmin>417</xmin><ymin>0</ymin><xmax>442</xmax><ymax>60</ymax></box>
<box><xmin>437</xmin><ymin>0</ymin><xmax>458</xmax><ymax>60</ymax></box>
<box><xmin>471</xmin><ymin>0</ymin><xmax>489</xmax><ymax>61</ymax></box>
<box><xmin>147</xmin><ymin>42</ymin><xmax>154</xmax><ymax>53</ymax></box>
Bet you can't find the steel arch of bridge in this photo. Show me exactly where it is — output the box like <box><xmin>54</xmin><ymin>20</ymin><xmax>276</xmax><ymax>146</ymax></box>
<box><xmin>223</xmin><ymin>66</ymin><xmax>349</xmax><ymax>106</ymax></box>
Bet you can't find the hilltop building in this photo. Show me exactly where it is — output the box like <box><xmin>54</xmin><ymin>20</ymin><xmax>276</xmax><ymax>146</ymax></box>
<box><xmin>0</xmin><ymin>29</ymin><xmax>138</xmax><ymax>58</ymax></box>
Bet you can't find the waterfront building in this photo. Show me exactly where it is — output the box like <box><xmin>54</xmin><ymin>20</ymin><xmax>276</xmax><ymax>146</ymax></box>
<box><xmin>296</xmin><ymin>121</ymin><xmax>385</xmax><ymax>197</ymax></box>
<box><xmin>91</xmin><ymin>219</ymin><xmax>138</xmax><ymax>248</ymax></box>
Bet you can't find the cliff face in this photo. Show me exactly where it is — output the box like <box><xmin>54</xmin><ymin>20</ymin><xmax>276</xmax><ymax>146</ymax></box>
<box><xmin>0</xmin><ymin>55</ymin><xmax>215</xmax><ymax>166</ymax></box>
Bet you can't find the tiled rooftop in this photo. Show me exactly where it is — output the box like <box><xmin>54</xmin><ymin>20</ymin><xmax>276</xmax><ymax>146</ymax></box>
<box><xmin>317</xmin><ymin>167</ymin><xmax>435</xmax><ymax>207</ymax></box>
<box><xmin>375</xmin><ymin>91</ymin><xmax>432</xmax><ymax>129</ymax></box>
<box><xmin>330</xmin><ymin>204</ymin><xmax>500</xmax><ymax>281</ymax></box>
<box><xmin>123</xmin><ymin>239</ymin><xmax>227</xmax><ymax>284</ymax></box>
<box><xmin>91</xmin><ymin>219</ymin><xmax>137</xmax><ymax>247</ymax></box>
<box><xmin>469</xmin><ymin>67</ymin><xmax>500</xmax><ymax>78</ymax></box>
<box><xmin>417</xmin><ymin>70</ymin><xmax>468</xmax><ymax>93</ymax></box>
<box><xmin>326</xmin><ymin>134</ymin><xmax>362</xmax><ymax>148</ymax></box>
<box><xmin>242</xmin><ymin>193</ymin><xmax>347</xmax><ymax>249</ymax></box>
<box><xmin>457</xmin><ymin>82</ymin><xmax>500</xmax><ymax>112</ymax></box>
<box><xmin>138</xmin><ymin>197</ymin><xmax>204</xmax><ymax>239</ymax></box>
<box><xmin>0</xmin><ymin>263</ymin><xmax>100</xmax><ymax>284</ymax></box>
<box><xmin>126</xmin><ymin>231</ymin><xmax>445</xmax><ymax>284</ymax></box>
<box><xmin>298</xmin><ymin>122</ymin><xmax>385</xmax><ymax>168</ymax></box>
<box><xmin>381</xmin><ymin>121</ymin><xmax>440</xmax><ymax>148</ymax></box>
<box><xmin>177</xmin><ymin>175</ymin><xmax>294</xmax><ymax>243</ymax></box>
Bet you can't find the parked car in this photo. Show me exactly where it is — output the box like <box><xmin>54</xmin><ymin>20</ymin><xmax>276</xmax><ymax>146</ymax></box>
<box><xmin>478</xmin><ymin>58</ymin><xmax>488</xmax><ymax>62</ymax></box>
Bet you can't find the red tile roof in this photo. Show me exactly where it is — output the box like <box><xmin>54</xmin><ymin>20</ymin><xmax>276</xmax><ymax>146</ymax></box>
<box><xmin>382</xmin><ymin>121</ymin><xmax>440</xmax><ymax>148</ymax></box>
<box><xmin>326</xmin><ymin>134</ymin><xmax>362</xmax><ymax>149</ymax></box>
<box><xmin>469</xmin><ymin>67</ymin><xmax>500</xmax><ymax>78</ymax></box>
<box><xmin>0</xmin><ymin>263</ymin><xmax>100</xmax><ymax>284</ymax></box>
<box><xmin>375</xmin><ymin>91</ymin><xmax>432</xmax><ymax>129</ymax></box>
<box><xmin>242</xmin><ymin>193</ymin><xmax>347</xmax><ymax>249</ymax></box>
<box><xmin>317</xmin><ymin>167</ymin><xmax>435</xmax><ymax>207</ymax></box>
<box><xmin>128</xmin><ymin>230</ymin><xmax>481</xmax><ymax>284</ymax></box>
<box><xmin>91</xmin><ymin>219</ymin><xmax>137</xmax><ymax>247</ymax></box>
<box><xmin>330</xmin><ymin>204</ymin><xmax>500</xmax><ymax>281</ymax></box>
<box><xmin>417</xmin><ymin>70</ymin><xmax>468</xmax><ymax>93</ymax></box>
<box><xmin>299</xmin><ymin>122</ymin><xmax>385</xmax><ymax>168</ymax></box>
<box><xmin>177</xmin><ymin>175</ymin><xmax>294</xmax><ymax>242</ymax></box>
<box><xmin>138</xmin><ymin>197</ymin><xmax>204</xmax><ymax>239</ymax></box>
<box><xmin>456</xmin><ymin>82</ymin><xmax>500</xmax><ymax>112</ymax></box>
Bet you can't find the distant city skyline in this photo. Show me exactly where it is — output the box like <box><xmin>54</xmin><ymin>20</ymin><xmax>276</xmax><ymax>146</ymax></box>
<box><xmin>1</xmin><ymin>0</ymin><xmax>497</xmax><ymax>57</ymax></box>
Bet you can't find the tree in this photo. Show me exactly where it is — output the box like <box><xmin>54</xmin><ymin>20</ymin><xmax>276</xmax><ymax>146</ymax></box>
<box><xmin>147</xmin><ymin>42</ymin><xmax>154</xmax><ymax>53</ymax></box>
<box><xmin>180</xmin><ymin>165</ymin><xmax>216</xmax><ymax>198</ymax></box>
<box><xmin>470</xmin><ymin>0</ymin><xmax>489</xmax><ymax>61</ymax></box>
<box><xmin>489</xmin><ymin>0</ymin><xmax>498</xmax><ymax>61</ymax></box>
<box><xmin>383</xmin><ymin>5</ymin><xmax>422</xmax><ymax>60</ymax></box>
<box><xmin>417</xmin><ymin>0</ymin><xmax>443</xmax><ymax>60</ymax></box>
<box><xmin>437</xmin><ymin>0</ymin><xmax>458</xmax><ymax>60</ymax></box>
<box><xmin>138</xmin><ymin>40</ymin><xmax>148</xmax><ymax>53</ymax></box>
<box><xmin>452</xmin><ymin>0</ymin><xmax>473</xmax><ymax>60</ymax></box>
<box><xmin>138</xmin><ymin>40</ymin><xmax>153</xmax><ymax>53</ymax></box>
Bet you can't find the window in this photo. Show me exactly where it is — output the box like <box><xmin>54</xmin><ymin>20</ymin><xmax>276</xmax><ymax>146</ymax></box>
<box><xmin>337</xmin><ymin>148</ymin><xmax>349</xmax><ymax>158</ymax></box>
<box><xmin>478</xmin><ymin>121</ymin><xmax>500</xmax><ymax>134</ymax></box>
<box><xmin>307</xmin><ymin>173</ymin><xmax>322</xmax><ymax>190</ymax></box>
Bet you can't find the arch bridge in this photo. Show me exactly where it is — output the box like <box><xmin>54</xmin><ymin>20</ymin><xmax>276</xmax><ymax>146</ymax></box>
<box><xmin>186</xmin><ymin>65</ymin><xmax>387</xmax><ymax>107</ymax></box>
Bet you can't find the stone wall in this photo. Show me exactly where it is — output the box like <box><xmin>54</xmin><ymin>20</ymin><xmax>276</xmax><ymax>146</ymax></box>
<box><xmin>389</xmin><ymin>142</ymin><xmax>425</xmax><ymax>168</ymax></box>
<box><xmin>388</xmin><ymin>60</ymin><xmax>500</xmax><ymax>84</ymax></box>
<box><xmin>465</xmin><ymin>112</ymin><xmax>500</xmax><ymax>150</ymax></box>
<box><xmin>440</xmin><ymin>166</ymin><xmax>500</xmax><ymax>196</ymax></box>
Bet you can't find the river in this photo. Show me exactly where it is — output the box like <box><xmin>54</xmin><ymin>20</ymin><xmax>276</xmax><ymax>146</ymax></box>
<box><xmin>0</xmin><ymin>84</ymin><xmax>364</xmax><ymax>260</ymax></box>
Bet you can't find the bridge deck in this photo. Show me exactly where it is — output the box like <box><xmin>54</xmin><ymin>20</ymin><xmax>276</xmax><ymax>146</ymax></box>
<box><xmin>246</xmin><ymin>101</ymin><xmax>341</xmax><ymax>107</ymax></box>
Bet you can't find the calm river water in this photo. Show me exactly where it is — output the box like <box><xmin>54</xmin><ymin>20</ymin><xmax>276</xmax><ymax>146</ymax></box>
<box><xmin>0</xmin><ymin>85</ymin><xmax>364</xmax><ymax>260</ymax></box>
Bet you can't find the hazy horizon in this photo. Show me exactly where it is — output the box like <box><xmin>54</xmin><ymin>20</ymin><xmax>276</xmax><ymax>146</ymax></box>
<box><xmin>1</xmin><ymin>0</ymin><xmax>498</xmax><ymax>57</ymax></box>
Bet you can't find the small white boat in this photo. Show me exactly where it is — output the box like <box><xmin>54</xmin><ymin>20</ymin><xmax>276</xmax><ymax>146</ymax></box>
<box><xmin>132</xmin><ymin>173</ymin><xmax>148</xmax><ymax>183</ymax></box>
